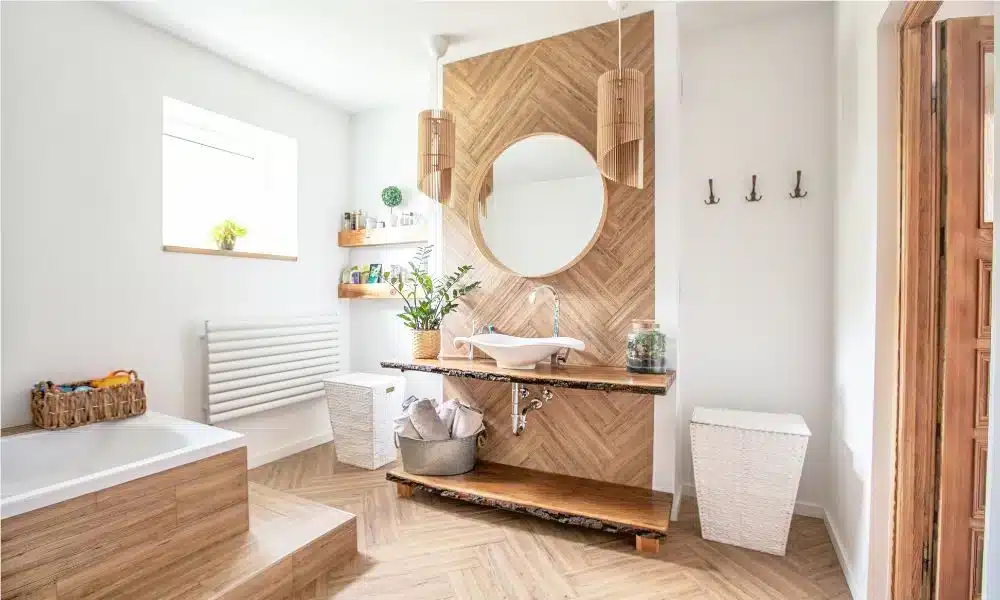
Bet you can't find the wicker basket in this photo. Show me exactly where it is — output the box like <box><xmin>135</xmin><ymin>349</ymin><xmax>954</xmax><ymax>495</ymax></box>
<box><xmin>690</xmin><ymin>407</ymin><xmax>810</xmax><ymax>556</ymax></box>
<box><xmin>323</xmin><ymin>373</ymin><xmax>402</xmax><ymax>470</ymax></box>
<box><xmin>31</xmin><ymin>370</ymin><xmax>147</xmax><ymax>430</ymax></box>
<box><xmin>411</xmin><ymin>329</ymin><xmax>441</xmax><ymax>359</ymax></box>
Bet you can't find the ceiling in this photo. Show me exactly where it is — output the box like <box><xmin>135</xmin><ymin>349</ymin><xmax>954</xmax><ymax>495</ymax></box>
<box><xmin>114</xmin><ymin>1</ymin><xmax>814</xmax><ymax>114</ymax></box>
<box><xmin>114</xmin><ymin>0</ymin><xmax>653</xmax><ymax>113</ymax></box>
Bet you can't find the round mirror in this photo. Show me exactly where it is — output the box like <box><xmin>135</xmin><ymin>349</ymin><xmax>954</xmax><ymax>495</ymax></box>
<box><xmin>473</xmin><ymin>134</ymin><xmax>607</xmax><ymax>278</ymax></box>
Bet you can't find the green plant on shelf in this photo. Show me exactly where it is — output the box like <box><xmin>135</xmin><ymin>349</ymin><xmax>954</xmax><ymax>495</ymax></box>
<box><xmin>212</xmin><ymin>219</ymin><xmax>247</xmax><ymax>251</ymax></box>
<box><xmin>391</xmin><ymin>245</ymin><xmax>480</xmax><ymax>331</ymax></box>
<box><xmin>382</xmin><ymin>186</ymin><xmax>402</xmax><ymax>217</ymax></box>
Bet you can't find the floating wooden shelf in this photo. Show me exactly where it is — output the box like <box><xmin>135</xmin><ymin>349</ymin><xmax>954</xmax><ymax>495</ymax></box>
<box><xmin>162</xmin><ymin>245</ymin><xmax>297</xmax><ymax>261</ymax></box>
<box><xmin>338</xmin><ymin>283</ymin><xmax>404</xmax><ymax>299</ymax></box>
<box><xmin>388</xmin><ymin>461</ymin><xmax>672</xmax><ymax>552</ymax></box>
<box><xmin>380</xmin><ymin>358</ymin><xmax>675</xmax><ymax>395</ymax></box>
<box><xmin>338</xmin><ymin>225</ymin><xmax>428</xmax><ymax>248</ymax></box>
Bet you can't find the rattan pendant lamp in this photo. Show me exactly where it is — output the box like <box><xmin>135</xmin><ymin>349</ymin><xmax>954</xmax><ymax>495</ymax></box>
<box><xmin>597</xmin><ymin>1</ymin><xmax>644</xmax><ymax>189</ymax></box>
<box><xmin>418</xmin><ymin>35</ymin><xmax>455</xmax><ymax>204</ymax></box>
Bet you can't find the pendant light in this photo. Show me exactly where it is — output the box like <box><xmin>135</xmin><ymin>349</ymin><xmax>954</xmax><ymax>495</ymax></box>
<box><xmin>596</xmin><ymin>1</ymin><xmax>644</xmax><ymax>189</ymax></box>
<box><xmin>418</xmin><ymin>35</ymin><xmax>455</xmax><ymax>204</ymax></box>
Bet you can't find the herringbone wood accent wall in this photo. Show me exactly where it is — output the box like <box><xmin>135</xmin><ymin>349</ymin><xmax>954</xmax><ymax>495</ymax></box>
<box><xmin>441</xmin><ymin>13</ymin><xmax>655</xmax><ymax>488</ymax></box>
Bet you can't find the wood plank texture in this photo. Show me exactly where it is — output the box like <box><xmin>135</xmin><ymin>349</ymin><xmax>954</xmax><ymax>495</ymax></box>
<box><xmin>441</xmin><ymin>12</ymin><xmax>656</xmax><ymax>488</ymax></box>
<box><xmin>338</xmin><ymin>283</ymin><xmax>408</xmax><ymax>299</ymax></box>
<box><xmin>0</xmin><ymin>448</ymin><xmax>249</xmax><ymax>599</ymax></box>
<box><xmin>106</xmin><ymin>483</ymin><xmax>357</xmax><ymax>600</ymax></box>
<box><xmin>387</xmin><ymin>461</ymin><xmax>672</xmax><ymax>538</ymax></box>
<box><xmin>382</xmin><ymin>358</ymin><xmax>674</xmax><ymax>395</ymax></box>
<box><xmin>936</xmin><ymin>15</ymin><xmax>993</xmax><ymax>600</ymax></box>
<box><xmin>337</xmin><ymin>225</ymin><xmax>428</xmax><ymax>248</ymax></box>
<box><xmin>895</xmin><ymin>6</ymin><xmax>941</xmax><ymax>598</ymax></box>
<box><xmin>161</xmin><ymin>246</ymin><xmax>297</xmax><ymax>262</ymax></box>
<box><xmin>248</xmin><ymin>442</ymin><xmax>851</xmax><ymax>599</ymax></box>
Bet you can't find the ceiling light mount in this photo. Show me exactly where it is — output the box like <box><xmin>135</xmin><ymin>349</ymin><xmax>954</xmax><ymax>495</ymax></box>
<box><xmin>426</xmin><ymin>34</ymin><xmax>449</xmax><ymax>60</ymax></box>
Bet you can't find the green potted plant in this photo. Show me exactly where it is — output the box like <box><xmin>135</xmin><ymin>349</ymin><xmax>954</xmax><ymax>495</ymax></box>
<box><xmin>382</xmin><ymin>186</ymin><xmax>402</xmax><ymax>226</ymax></box>
<box><xmin>212</xmin><ymin>220</ymin><xmax>247</xmax><ymax>251</ymax></box>
<box><xmin>391</xmin><ymin>245</ymin><xmax>480</xmax><ymax>359</ymax></box>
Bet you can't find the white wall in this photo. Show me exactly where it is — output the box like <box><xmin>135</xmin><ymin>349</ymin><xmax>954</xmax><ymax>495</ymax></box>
<box><xmin>829</xmin><ymin>3</ymin><xmax>896</xmax><ymax>598</ymax></box>
<box><xmin>347</xmin><ymin>106</ymin><xmax>442</xmax><ymax>401</ymax></box>
<box><xmin>0</xmin><ymin>3</ymin><xmax>350</xmax><ymax>466</ymax></box>
<box><xmin>653</xmin><ymin>3</ymin><xmax>682</xmax><ymax>498</ymax></box>
<box><xmin>677</xmin><ymin>2</ymin><xmax>835</xmax><ymax>510</ymax></box>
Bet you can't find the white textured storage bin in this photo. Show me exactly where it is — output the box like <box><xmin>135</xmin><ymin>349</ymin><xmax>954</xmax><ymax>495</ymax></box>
<box><xmin>323</xmin><ymin>373</ymin><xmax>402</xmax><ymax>470</ymax></box>
<box><xmin>690</xmin><ymin>407</ymin><xmax>810</xmax><ymax>556</ymax></box>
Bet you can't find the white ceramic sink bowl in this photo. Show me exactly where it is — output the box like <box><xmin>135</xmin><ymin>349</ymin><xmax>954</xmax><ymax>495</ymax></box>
<box><xmin>453</xmin><ymin>334</ymin><xmax>585</xmax><ymax>370</ymax></box>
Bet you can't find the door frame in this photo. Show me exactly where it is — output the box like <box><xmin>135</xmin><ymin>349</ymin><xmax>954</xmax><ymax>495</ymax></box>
<box><xmin>895</xmin><ymin>2</ymin><xmax>942</xmax><ymax>598</ymax></box>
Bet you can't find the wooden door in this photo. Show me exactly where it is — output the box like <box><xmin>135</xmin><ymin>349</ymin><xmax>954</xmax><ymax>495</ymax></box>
<box><xmin>937</xmin><ymin>15</ymin><xmax>993</xmax><ymax>600</ymax></box>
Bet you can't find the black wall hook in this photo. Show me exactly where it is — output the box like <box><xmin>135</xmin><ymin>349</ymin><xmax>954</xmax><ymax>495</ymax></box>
<box><xmin>745</xmin><ymin>174</ymin><xmax>762</xmax><ymax>202</ymax></box>
<box><xmin>789</xmin><ymin>170</ymin><xmax>808</xmax><ymax>199</ymax></box>
<box><xmin>705</xmin><ymin>179</ymin><xmax>720</xmax><ymax>205</ymax></box>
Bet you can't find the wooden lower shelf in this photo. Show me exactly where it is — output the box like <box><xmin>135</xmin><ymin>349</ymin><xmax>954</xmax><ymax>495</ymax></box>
<box><xmin>387</xmin><ymin>462</ymin><xmax>671</xmax><ymax>549</ymax></box>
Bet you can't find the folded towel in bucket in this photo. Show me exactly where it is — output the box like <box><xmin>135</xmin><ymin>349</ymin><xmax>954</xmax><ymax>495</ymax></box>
<box><xmin>435</xmin><ymin>399</ymin><xmax>460</xmax><ymax>435</ymax></box>
<box><xmin>393</xmin><ymin>415</ymin><xmax>421</xmax><ymax>439</ymax></box>
<box><xmin>407</xmin><ymin>398</ymin><xmax>451</xmax><ymax>440</ymax></box>
<box><xmin>452</xmin><ymin>402</ymin><xmax>484</xmax><ymax>438</ymax></box>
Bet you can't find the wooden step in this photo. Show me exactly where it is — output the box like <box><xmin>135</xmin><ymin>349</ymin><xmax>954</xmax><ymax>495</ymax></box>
<box><xmin>387</xmin><ymin>461</ymin><xmax>672</xmax><ymax>553</ymax></box>
<box><xmin>111</xmin><ymin>483</ymin><xmax>356</xmax><ymax>600</ymax></box>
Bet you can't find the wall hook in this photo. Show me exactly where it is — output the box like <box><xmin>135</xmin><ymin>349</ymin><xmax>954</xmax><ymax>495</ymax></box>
<box><xmin>705</xmin><ymin>179</ymin><xmax>720</xmax><ymax>205</ymax></box>
<box><xmin>789</xmin><ymin>170</ymin><xmax>808</xmax><ymax>199</ymax></box>
<box><xmin>745</xmin><ymin>174</ymin><xmax>762</xmax><ymax>202</ymax></box>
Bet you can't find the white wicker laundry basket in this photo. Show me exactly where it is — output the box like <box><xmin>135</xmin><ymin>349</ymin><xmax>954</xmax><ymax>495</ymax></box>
<box><xmin>690</xmin><ymin>407</ymin><xmax>811</xmax><ymax>556</ymax></box>
<box><xmin>323</xmin><ymin>373</ymin><xmax>402</xmax><ymax>470</ymax></box>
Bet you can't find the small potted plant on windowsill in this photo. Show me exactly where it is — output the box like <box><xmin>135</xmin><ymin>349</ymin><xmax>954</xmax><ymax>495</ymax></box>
<box><xmin>392</xmin><ymin>245</ymin><xmax>480</xmax><ymax>359</ymax></box>
<box><xmin>212</xmin><ymin>219</ymin><xmax>247</xmax><ymax>251</ymax></box>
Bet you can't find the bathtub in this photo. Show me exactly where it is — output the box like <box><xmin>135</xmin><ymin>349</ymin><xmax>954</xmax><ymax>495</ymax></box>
<box><xmin>0</xmin><ymin>411</ymin><xmax>245</xmax><ymax>518</ymax></box>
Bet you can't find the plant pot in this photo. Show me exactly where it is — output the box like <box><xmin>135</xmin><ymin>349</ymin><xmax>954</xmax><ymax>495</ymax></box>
<box><xmin>218</xmin><ymin>240</ymin><xmax>235</xmax><ymax>251</ymax></box>
<box><xmin>411</xmin><ymin>329</ymin><xmax>440</xmax><ymax>359</ymax></box>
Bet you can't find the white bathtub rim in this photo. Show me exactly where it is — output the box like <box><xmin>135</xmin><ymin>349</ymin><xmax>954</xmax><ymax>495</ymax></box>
<box><xmin>1</xmin><ymin>412</ymin><xmax>245</xmax><ymax>519</ymax></box>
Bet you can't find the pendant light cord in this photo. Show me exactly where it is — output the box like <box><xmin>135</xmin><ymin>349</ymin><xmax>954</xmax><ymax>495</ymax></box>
<box><xmin>617</xmin><ymin>5</ymin><xmax>622</xmax><ymax>71</ymax></box>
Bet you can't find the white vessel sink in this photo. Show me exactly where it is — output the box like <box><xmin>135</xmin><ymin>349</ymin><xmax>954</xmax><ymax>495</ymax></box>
<box><xmin>453</xmin><ymin>334</ymin><xmax>585</xmax><ymax>370</ymax></box>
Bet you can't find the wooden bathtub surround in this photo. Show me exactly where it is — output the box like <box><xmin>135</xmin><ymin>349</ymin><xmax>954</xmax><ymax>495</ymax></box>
<box><xmin>113</xmin><ymin>484</ymin><xmax>356</xmax><ymax>600</ymax></box>
<box><xmin>0</xmin><ymin>447</ymin><xmax>249</xmax><ymax>599</ymax></box>
<box><xmin>0</xmin><ymin>448</ymin><xmax>358</xmax><ymax>599</ymax></box>
<box><xmin>381</xmin><ymin>358</ymin><xmax>675</xmax><ymax>395</ymax></box>
<box><xmin>387</xmin><ymin>461</ymin><xmax>671</xmax><ymax>553</ymax></box>
<box><xmin>442</xmin><ymin>12</ymin><xmax>655</xmax><ymax>488</ymax></box>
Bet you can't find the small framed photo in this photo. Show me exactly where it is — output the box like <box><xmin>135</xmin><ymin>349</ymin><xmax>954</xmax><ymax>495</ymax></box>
<box><xmin>367</xmin><ymin>263</ymin><xmax>382</xmax><ymax>284</ymax></box>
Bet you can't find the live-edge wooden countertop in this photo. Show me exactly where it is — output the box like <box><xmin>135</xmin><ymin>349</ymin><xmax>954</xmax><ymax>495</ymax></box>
<box><xmin>380</xmin><ymin>358</ymin><xmax>675</xmax><ymax>395</ymax></box>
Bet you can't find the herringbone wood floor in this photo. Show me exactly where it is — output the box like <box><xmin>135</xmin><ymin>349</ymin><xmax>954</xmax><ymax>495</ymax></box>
<box><xmin>249</xmin><ymin>443</ymin><xmax>850</xmax><ymax>599</ymax></box>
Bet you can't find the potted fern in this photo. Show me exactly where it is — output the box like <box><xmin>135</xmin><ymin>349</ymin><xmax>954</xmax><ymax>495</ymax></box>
<box><xmin>391</xmin><ymin>245</ymin><xmax>480</xmax><ymax>359</ymax></box>
<box><xmin>212</xmin><ymin>219</ymin><xmax>247</xmax><ymax>251</ymax></box>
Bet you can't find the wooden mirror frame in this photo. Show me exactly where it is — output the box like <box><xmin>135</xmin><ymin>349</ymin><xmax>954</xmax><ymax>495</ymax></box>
<box><xmin>467</xmin><ymin>132</ymin><xmax>609</xmax><ymax>279</ymax></box>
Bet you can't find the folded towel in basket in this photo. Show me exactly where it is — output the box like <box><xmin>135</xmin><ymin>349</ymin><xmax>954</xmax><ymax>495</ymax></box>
<box><xmin>452</xmin><ymin>402</ymin><xmax>484</xmax><ymax>438</ymax></box>
<box><xmin>406</xmin><ymin>398</ymin><xmax>451</xmax><ymax>440</ymax></box>
<box><xmin>435</xmin><ymin>399</ymin><xmax>459</xmax><ymax>435</ymax></box>
<box><xmin>393</xmin><ymin>415</ymin><xmax>422</xmax><ymax>440</ymax></box>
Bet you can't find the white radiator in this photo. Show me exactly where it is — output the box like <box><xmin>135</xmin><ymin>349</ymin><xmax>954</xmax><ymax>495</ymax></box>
<box><xmin>204</xmin><ymin>315</ymin><xmax>342</xmax><ymax>424</ymax></box>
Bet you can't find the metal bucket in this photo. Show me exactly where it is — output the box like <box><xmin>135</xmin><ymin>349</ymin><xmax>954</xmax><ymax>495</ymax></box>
<box><xmin>396</xmin><ymin>427</ymin><xmax>485</xmax><ymax>476</ymax></box>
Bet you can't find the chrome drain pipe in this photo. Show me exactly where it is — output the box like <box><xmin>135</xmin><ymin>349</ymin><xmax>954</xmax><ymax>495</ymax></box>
<box><xmin>511</xmin><ymin>383</ymin><xmax>553</xmax><ymax>435</ymax></box>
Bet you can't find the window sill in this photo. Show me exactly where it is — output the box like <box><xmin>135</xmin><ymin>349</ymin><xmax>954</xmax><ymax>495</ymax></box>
<box><xmin>162</xmin><ymin>245</ymin><xmax>297</xmax><ymax>262</ymax></box>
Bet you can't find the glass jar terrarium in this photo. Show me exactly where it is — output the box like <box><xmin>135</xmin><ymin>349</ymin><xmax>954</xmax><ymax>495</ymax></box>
<box><xmin>626</xmin><ymin>320</ymin><xmax>669</xmax><ymax>374</ymax></box>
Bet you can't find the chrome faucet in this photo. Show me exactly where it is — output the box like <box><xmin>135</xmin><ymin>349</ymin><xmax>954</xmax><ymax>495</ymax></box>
<box><xmin>528</xmin><ymin>285</ymin><xmax>567</xmax><ymax>366</ymax></box>
<box><xmin>528</xmin><ymin>285</ymin><xmax>559</xmax><ymax>336</ymax></box>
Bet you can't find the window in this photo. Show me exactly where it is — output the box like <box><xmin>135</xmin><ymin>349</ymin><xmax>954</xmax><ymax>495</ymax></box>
<box><xmin>162</xmin><ymin>97</ymin><xmax>298</xmax><ymax>257</ymax></box>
